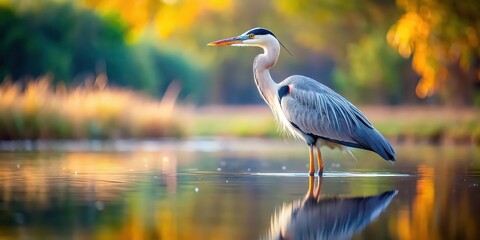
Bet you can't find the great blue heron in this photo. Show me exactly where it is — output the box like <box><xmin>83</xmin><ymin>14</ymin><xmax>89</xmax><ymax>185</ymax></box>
<box><xmin>208</xmin><ymin>27</ymin><xmax>396</xmax><ymax>176</ymax></box>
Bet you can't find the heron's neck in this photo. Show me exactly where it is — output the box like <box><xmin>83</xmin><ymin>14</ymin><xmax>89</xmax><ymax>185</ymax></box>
<box><xmin>253</xmin><ymin>44</ymin><xmax>280</xmax><ymax>107</ymax></box>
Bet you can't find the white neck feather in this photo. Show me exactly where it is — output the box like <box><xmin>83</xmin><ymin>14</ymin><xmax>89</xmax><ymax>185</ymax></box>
<box><xmin>252</xmin><ymin>34</ymin><xmax>299</xmax><ymax>139</ymax></box>
<box><xmin>253</xmin><ymin>35</ymin><xmax>280</xmax><ymax>108</ymax></box>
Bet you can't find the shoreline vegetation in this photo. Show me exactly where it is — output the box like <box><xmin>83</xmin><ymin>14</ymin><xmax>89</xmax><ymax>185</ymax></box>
<box><xmin>192</xmin><ymin>105</ymin><xmax>480</xmax><ymax>146</ymax></box>
<box><xmin>1</xmin><ymin>79</ymin><xmax>479</xmax><ymax>145</ymax></box>
<box><xmin>0</xmin><ymin>77</ymin><xmax>186</xmax><ymax>140</ymax></box>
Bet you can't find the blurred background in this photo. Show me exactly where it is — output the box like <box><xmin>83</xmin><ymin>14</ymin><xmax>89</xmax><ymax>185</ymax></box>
<box><xmin>0</xmin><ymin>0</ymin><xmax>479</xmax><ymax>141</ymax></box>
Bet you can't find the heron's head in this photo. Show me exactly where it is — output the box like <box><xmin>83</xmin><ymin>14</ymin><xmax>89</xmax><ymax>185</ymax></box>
<box><xmin>208</xmin><ymin>27</ymin><xmax>291</xmax><ymax>54</ymax></box>
<box><xmin>208</xmin><ymin>27</ymin><xmax>276</xmax><ymax>47</ymax></box>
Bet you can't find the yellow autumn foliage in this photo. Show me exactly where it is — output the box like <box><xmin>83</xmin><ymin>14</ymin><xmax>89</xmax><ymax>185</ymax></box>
<box><xmin>81</xmin><ymin>0</ymin><xmax>233</xmax><ymax>40</ymax></box>
<box><xmin>388</xmin><ymin>0</ymin><xmax>480</xmax><ymax>99</ymax></box>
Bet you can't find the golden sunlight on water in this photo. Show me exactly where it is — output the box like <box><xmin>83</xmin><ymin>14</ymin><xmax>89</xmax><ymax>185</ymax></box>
<box><xmin>0</xmin><ymin>144</ymin><xmax>478</xmax><ymax>239</ymax></box>
<box><xmin>396</xmin><ymin>165</ymin><xmax>437</xmax><ymax>239</ymax></box>
<box><xmin>391</xmin><ymin>163</ymin><xmax>479</xmax><ymax>240</ymax></box>
<box><xmin>0</xmin><ymin>152</ymin><xmax>175</xmax><ymax>204</ymax></box>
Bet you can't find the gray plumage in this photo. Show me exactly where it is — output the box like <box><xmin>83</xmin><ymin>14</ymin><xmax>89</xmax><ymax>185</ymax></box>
<box><xmin>208</xmin><ymin>27</ymin><xmax>396</xmax><ymax>175</ymax></box>
<box><xmin>266</xmin><ymin>190</ymin><xmax>398</xmax><ymax>240</ymax></box>
<box><xmin>279</xmin><ymin>75</ymin><xmax>395</xmax><ymax>161</ymax></box>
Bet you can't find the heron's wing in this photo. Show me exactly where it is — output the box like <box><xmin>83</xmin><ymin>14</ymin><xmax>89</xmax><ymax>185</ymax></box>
<box><xmin>280</xmin><ymin>76</ymin><xmax>370</xmax><ymax>145</ymax></box>
<box><xmin>267</xmin><ymin>190</ymin><xmax>398</xmax><ymax>240</ymax></box>
<box><xmin>279</xmin><ymin>76</ymin><xmax>395</xmax><ymax>160</ymax></box>
<box><xmin>295</xmin><ymin>190</ymin><xmax>398</xmax><ymax>239</ymax></box>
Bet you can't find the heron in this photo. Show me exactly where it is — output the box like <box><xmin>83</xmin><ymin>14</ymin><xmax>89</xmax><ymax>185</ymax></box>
<box><xmin>266</xmin><ymin>177</ymin><xmax>398</xmax><ymax>239</ymax></box>
<box><xmin>208</xmin><ymin>27</ymin><xmax>396</xmax><ymax>176</ymax></box>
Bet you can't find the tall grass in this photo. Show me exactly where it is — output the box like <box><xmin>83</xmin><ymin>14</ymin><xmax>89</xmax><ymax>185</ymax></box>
<box><xmin>0</xmin><ymin>76</ymin><xmax>186</xmax><ymax>140</ymax></box>
<box><xmin>1</xmin><ymin>76</ymin><xmax>479</xmax><ymax>145</ymax></box>
<box><xmin>189</xmin><ymin>106</ymin><xmax>480</xmax><ymax>145</ymax></box>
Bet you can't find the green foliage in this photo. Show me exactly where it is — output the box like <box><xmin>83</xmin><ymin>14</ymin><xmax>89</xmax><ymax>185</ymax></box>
<box><xmin>334</xmin><ymin>31</ymin><xmax>403</xmax><ymax>104</ymax></box>
<box><xmin>1</xmin><ymin>2</ymin><xmax>123</xmax><ymax>82</ymax></box>
<box><xmin>1</xmin><ymin>0</ymin><xmax>478</xmax><ymax>105</ymax></box>
<box><xmin>185</xmin><ymin>0</ymin><xmax>414</xmax><ymax>104</ymax></box>
<box><xmin>273</xmin><ymin>0</ymin><xmax>410</xmax><ymax>104</ymax></box>
<box><xmin>0</xmin><ymin>2</ymin><xmax>203</xmax><ymax>98</ymax></box>
<box><xmin>189</xmin><ymin>107</ymin><xmax>480</xmax><ymax>145</ymax></box>
<box><xmin>192</xmin><ymin>114</ymin><xmax>280</xmax><ymax>138</ymax></box>
<box><xmin>141</xmin><ymin>44</ymin><xmax>207</xmax><ymax>100</ymax></box>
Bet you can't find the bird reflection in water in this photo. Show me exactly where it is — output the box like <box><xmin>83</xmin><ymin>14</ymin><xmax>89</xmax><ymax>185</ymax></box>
<box><xmin>265</xmin><ymin>177</ymin><xmax>397</xmax><ymax>240</ymax></box>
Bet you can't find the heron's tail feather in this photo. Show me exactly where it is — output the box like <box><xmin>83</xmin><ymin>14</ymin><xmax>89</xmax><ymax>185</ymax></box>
<box><xmin>355</xmin><ymin>128</ymin><xmax>396</xmax><ymax>162</ymax></box>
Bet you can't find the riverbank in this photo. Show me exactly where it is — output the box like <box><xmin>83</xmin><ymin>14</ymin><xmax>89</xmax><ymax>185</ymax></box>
<box><xmin>0</xmin><ymin>80</ymin><xmax>185</xmax><ymax>140</ymax></box>
<box><xmin>189</xmin><ymin>105</ymin><xmax>480</xmax><ymax>145</ymax></box>
<box><xmin>1</xmin><ymin>81</ymin><xmax>478</xmax><ymax>144</ymax></box>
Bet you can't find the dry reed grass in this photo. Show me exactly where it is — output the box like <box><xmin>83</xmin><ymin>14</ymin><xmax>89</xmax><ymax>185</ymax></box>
<box><xmin>0</xmin><ymin>75</ymin><xmax>186</xmax><ymax>140</ymax></box>
<box><xmin>1</xmin><ymin>76</ymin><xmax>479</xmax><ymax>145</ymax></box>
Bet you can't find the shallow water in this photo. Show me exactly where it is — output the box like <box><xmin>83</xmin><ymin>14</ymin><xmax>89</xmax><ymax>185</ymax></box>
<box><xmin>0</xmin><ymin>139</ymin><xmax>479</xmax><ymax>239</ymax></box>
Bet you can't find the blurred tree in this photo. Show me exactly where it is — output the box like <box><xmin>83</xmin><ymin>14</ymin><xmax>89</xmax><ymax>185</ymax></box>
<box><xmin>0</xmin><ymin>1</ymin><xmax>203</xmax><ymax>99</ymax></box>
<box><xmin>334</xmin><ymin>31</ymin><xmax>403</xmax><ymax>104</ymax></box>
<box><xmin>82</xmin><ymin>0</ymin><xmax>233</xmax><ymax>40</ymax></box>
<box><xmin>4</xmin><ymin>0</ymin><xmax>478</xmax><ymax>105</ymax></box>
<box><xmin>274</xmin><ymin>0</ymin><xmax>410</xmax><ymax>104</ymax></box>
<box><xmin>81</xmin><ymin>0</ymin><xmax>233</xmax><ymax>103</ymax></box>
<box><xmin>388</xmin><ymin>0</ymin><xmax>480</xmax><ymax>105</ymax></box>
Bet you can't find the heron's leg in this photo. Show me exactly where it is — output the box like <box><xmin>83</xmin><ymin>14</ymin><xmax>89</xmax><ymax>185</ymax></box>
<box><xmin>316</xmin><ymin>147</ymin><xmax>324</xmax><ymax>176</ymax></box>
<box><xmin>308</xmin><ymin>145</ymin><xmax>315</xmax><ymax>176</ymax></box>
<box><xmin>315</xmin><ymin>176</ymin><xmax>323</xmax><ymax>200</ymax></box>
<box><xmin>306</xmin><ymin>176</ymin><xmax>315</xmax><ymax>198</ymax></box>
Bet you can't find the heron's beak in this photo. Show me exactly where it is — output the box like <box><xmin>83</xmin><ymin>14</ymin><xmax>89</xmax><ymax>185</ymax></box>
<box><xmin>207</xmin><ymin>37</ymin><xmax>242</xmax><ymax>46</ymax></box>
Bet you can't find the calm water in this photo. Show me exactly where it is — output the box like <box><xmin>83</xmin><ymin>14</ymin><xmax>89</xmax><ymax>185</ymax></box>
<box><xmin>0</xmin><ymin>139</ymin><xmax>479</xmax><ymax>240</ymax></box>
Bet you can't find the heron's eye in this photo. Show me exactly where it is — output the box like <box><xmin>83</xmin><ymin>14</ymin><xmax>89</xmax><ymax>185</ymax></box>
<box><xmin>248</xmin><ymin>34</ymin><xmax>255</xmax><ymax>39</ymax></box>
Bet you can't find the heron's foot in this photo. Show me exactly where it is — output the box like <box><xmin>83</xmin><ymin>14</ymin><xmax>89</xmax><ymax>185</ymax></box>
<box><xmin>317</xmin><ymin>169</ymin><xmax>324</xmax><ymax>176</ymax></box>
<box><xmin>308</xmin><ymin>170</ymin><xmax>315</xmax><ymax>176</ymax></box>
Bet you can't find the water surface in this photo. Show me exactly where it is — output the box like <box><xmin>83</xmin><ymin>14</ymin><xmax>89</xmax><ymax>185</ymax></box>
<box><xmin>0</xmin><ymin>139</ymin><xmax>479</xmax><ymax>239</ymax></box>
